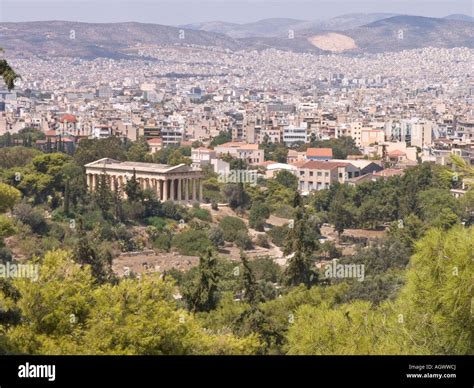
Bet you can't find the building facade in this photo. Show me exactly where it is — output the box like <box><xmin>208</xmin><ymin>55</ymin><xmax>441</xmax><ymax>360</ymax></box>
<box><xmin>214</xmin><ymin>142</ymin><xmax>264</xmax><ymax>165</ymax></box>
<box><xmin>85</xmin><ymin>158</ymin><xmax>204</xmax><ymax>202</ymax></box>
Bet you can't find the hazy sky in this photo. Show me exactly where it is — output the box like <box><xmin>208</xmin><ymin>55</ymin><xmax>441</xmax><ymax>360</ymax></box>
<box><xmin>0</xmin><ymin>0</ymin><xmax>472</xmax><ymax>25</ymax></box>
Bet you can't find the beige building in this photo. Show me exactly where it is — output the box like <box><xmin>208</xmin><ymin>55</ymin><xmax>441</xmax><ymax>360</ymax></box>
<box><xmin>296</xmin><ymin>161</ymin><xmax>360</xmax><ymax>192</ymax></box>
<box><xmin>360</xmin><ymin>129</ymin><xmax>385</xmax><ymax>147</ymax></box>
<box><xmin>214</xmin><ymin>142</ymin><xmax>264</xmax><ymax>165</ymax></box>
<box><xmin>147</xmin><ymin>138</ymin><xmax>163</xmax><ymax>154</ymax></box>
<box><xmin>85</xmin><ymin>158</ymin><xmax>204</xmax><ymax>202</ymax></box>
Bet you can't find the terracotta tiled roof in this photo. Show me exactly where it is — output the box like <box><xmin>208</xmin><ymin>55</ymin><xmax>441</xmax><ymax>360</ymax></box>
<box><xmin>374</xmin><ymin>168</ymin><xmax>405</xmax><ymax>177</ymax></box>
<box><xmin>290</xmin><ymin>160</ymin><xmax>307</xmax><ymax>168</ymax></box>
<box><xmin>218</xmin><ymin>142</ymin><xmax>259</xmax><ymax>150</ymax></box>
<box><xmin>388</xmin><ymin>150</ymin><xmax>406</xmax><ymax>157</ymax></box>
<box><xmin>147</xmin><ymin>138</ymin><xmax>163</xmax><ymax>144</ymax></box>
<box><xmin>306</xmin><ymin>148</ymin><xmax>333</xmax><ymax>158</ymax></box>
<box><xmin>59</xmin><ymin>114</ymin><xmax>77</xmax><ymax>123</ymax></box>
<box><xmin>300</xmin><ymin>160</ymin><xmax>349</xmax><ymax>170</ymax></box>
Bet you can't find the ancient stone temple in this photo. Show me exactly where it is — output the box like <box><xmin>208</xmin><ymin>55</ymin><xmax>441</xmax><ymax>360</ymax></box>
<box><xmin>85</xmin><ymin>158</ymin><xmax>204</xmax><ymax>202</ymax></box>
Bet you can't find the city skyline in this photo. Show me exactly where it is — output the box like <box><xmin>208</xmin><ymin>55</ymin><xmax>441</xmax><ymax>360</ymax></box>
<box><xmin>0</xmin><ymin>0</ymin><xmax>471</xmax><ymax>375</ymax></box>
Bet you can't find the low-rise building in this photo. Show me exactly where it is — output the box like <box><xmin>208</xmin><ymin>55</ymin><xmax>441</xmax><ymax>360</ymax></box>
<box><xmin>214</xmin><ymin>142</ymin><xmax>264</xmax><ymax>165</ymax></box>
<box><xmin>306</xmin><ymin>147</ymin><xmax>333</xmax><ymax>161</ymax></box>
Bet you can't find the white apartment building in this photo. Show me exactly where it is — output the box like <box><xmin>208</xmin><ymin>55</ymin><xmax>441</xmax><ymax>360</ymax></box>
<box><xmin>410</xmin><ymin>120</ymin><xmax>433</xmax><ymax>148</ymax></box>
<box><xmin>92</xmin><ymin>125</ymin><xmax>112</xmax><ymax>139</ymax></box>
<box><xmin>191</xmin><ymin>147</ymin><xmax>217</xmax><ymax>168</ymax></box>
<box><xmin>283</xmin><ymin>124</ymin><xmax>308</xmax><ymax>146</ymax></box>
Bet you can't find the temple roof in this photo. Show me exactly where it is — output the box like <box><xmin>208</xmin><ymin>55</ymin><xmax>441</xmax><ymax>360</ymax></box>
<box><xmin>85</xmin><ymin>158</ymin><xmax>201</xmax><ymax>174</ymax></box>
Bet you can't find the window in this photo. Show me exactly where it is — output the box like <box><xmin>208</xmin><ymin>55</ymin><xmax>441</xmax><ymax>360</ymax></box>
<box><xmin>309</xmin><ymin>171</ymin><xmax>313</xmax><ymax>176</ymax></box>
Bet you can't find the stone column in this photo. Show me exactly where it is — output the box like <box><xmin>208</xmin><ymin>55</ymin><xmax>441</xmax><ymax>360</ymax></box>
<box><xmin>159</xmin><ymin>180</ymin><xmax>163</xmax><ymax>201</ymax></box>
<box><xmin>177</xmin><ymin>179</ymin><xmax>182</xmax><ymax>201</ymax></box>
<box><xmin>170</xmin><ymin>178</ymin><xmax>175</xmax><ymax>201</ymax></box>
<box><xmin>185</xmin><ymin>178</ymin><xmax>189</xmax><ymax>202</ymax></box>
<box><xmin>192</xmin><ymin>178</ymin><xmax>196</xmax><ymax>201</ymax></box>
<box><xmin>163</xmin><ymin>179</ymin><xmax>168</xmax><ymax>201</ymax></box>
<box><xmin>199</xmin><ymin>179</ymin><xmax>203</xmax><ymax>202</ymax></box>
<box><xmin>149</xmin><ymin>178</ymin><xmax>154</xmax><ymax>194</ymax></box>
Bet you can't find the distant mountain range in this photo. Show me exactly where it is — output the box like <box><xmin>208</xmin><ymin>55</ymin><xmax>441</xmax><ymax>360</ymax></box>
<box><xmin>444</xmin><ymin>14</ymin><xmax>474</xmax><ymax>22</ymax></box>
<box><xmin>0</xmin><ymin>14</ymin><xmax>472</xmax><ymax>59</ymax></box>
<box><xmin>0</xmin><ymin>21</ymin><xmax>241</xmax><ymax>59</ymax></box>
<box><xmin>239</xmin><ymin>15</ymin><xmax>474</xmax><ymax>53</ymax></box>
<box><xmin>181</xmin><ymin>14</ymin><xmax>399</xmax><ymax>38</ymax></box>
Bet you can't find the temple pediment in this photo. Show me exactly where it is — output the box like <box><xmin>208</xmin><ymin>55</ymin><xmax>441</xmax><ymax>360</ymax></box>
<box><xmin>84</xmin><ymin>158</ymin><xmax>121</xmax><ymax>168</ymax></box>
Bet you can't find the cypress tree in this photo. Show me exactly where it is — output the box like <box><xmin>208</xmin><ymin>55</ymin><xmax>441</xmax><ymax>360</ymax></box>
<box><xmin>124</xmin><ymin>169</ymin><xmax>142</xmax><ymax>202</ymax></box>
<box><xmin>64</xmin><ymin>180</ymin><xmax>70</xmax><ymax>215</ymax></box>
<box><xmin>113</xmin><ymin>179</ymin><xmax>124</xmax><ymax>221</ymax></box>
<box><xmin>189</xmin><ymin>248</ymin><xmax>219</xmax><ymax>312</ymax></box>
<box><xmin>283</xmin><ymin>193</ymin><xmax>317</xmax><ymax>288</ymax></box>
<box><xmin>95</xmin><ymin>168</ymin><xmax>112</xmax><ymax>215</ymax></box>
<box><xmin>241</xmin><ymin>251</ymin><xmax>260</xmax><ymax>305</ymax></box>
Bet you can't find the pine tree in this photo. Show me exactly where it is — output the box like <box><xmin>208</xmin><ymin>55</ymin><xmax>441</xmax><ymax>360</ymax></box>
<box><xmin>329</xmin><ymin>190</ymin><xmax>352</xmax><ymax>237</ymax></box>
<box><xmin>0</xmin><ymin>50</ymin><xmax>20</xmax><ymax>90</ymax></box>
<box><xmin>283</xmin><ymin>248</ymin><xmax>314</xmax><ymax>288</ymax></box>
<box><xmin>73</xmin><ymin>220</ymin><xmax>113</xmax><ymax>283</ymax></box>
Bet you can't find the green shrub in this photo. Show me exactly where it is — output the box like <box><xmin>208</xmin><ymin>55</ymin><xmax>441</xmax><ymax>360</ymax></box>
<box><xmin>0</xmin><ymin>247</ymin><xmax>12</xmax><ymax>263</ymax></box>
<box><xmin>153</xmin><ymin>231</ymin><xmax>172</xmax><ymax>252</ymax></box>
<box><xmin>0</xmin><ymin>215</ymin><xmax>16</xmax><ymax>238</ymax></box>
<box><xmin>160</xmin><ymin>201</ymin><xmax>190</xmax><ymax>221</ymax></box>
<box><xmin>219</xmin><ymin>216</ymin><xmax>248</xmax><ymax>242</ymax></box>
<box><xmin>192</xmin><ymin>208</ymin><xmax>212</xmax><ymax>222</ymax></box>
<box><xmin>235</xmin><ymin>230</ymin><xmax>253</xmax><ymax>250</ymax></box>
<box><xmin>172</xmin><ymin>230</ymin><xmax>212</xmax><ymax>255</ymax></box>
<box><xmin>256</xmin><ymin>234</ymin><xmax>270</xmax><ymax>248</ymax></box>
<box><xmin>208</xmin><ymin>226</ymin><xmax>225</xmax><ymax>247</ymax></box>
<box><xmin>146</xmin><ymin>216</ymin><xmax>167</xmax><ymax>230</ymax></box>
<box><xmin>273</xmin><ymin>204</ymin><xmax>295</xmax><ymax>219</ymax></box>
<box><xmin>13</xmin><ymin>203</ymin><xmax>49</xmax><ymax>235</ymax></box>
<box><xmin>267</xmin><ymin>225</ymin><xmax>288</xmax><ymax>247</ymax></box>
<box><xmin>249</xmin><ymin>257</ymin><xmax>282</xmax><ymax>283</ymax></box>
